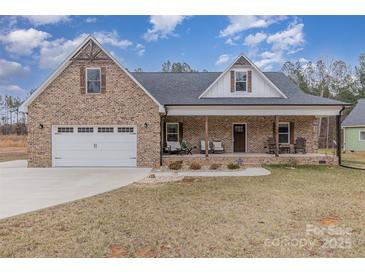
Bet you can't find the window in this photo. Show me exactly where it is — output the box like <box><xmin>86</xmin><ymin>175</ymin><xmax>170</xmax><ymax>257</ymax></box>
<box><xmin>98</xmin><ymin>127</ymin><xmax>114</xmax><ymax>133</ymax></box>
<box><xmin>235</xmin><ymin>71</ymin><xmax>247</xmax><ymax>92</ymax></box>
<box><xmin>166</xmin><ymin>123</ymin><xmax>179</xmax><ymax>142</ymax></box>
<box><xmin>278</xmin><ymin>123</ymin><xmax>290</xmax><ymax>144</ymax></box>
<box><xmin>360</xmin><ymin>131</ymin><xmax>365</xmax><ymax>141</ymax></box>
<box><xmin>86</xmin><ymin>68</ymin><xmax>101</xmax><ymax>93</ymax></box>
<box><xmin>118</xmin><ymin>127</ymin><xmax>134</xmax><ymax>133</ymax></box>
<box><xmin>78</xmin><ymin>127</ymin><xmax>93</xmax><ymax>133</ymax></box>
<box><xmin>58</xmin><ymin>127</ymin><xmax>73</xmax><ymax>133</ymax></box>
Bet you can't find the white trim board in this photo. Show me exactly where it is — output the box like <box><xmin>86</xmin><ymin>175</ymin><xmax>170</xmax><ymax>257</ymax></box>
<box><xmin>166</xmin><ymin>105</ymin><xmax>343</xmax><ymax>116</ymax></box>
<box><xmin>20</xmin><ymin>36</ymin><xmax>165</xmax><ymax>113</ymax></box>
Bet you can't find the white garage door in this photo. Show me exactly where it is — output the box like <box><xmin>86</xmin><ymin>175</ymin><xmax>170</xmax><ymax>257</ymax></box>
<box><xmin>52</xmin><ymin>126</ymin><xmax>137</xmax><ymax>167</ymax></box>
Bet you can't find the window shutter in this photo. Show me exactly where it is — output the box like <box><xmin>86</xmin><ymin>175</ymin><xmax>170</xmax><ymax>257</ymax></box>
<box><xmin>290</xmin><ymin>122</ymin><xmax>295</xmax><ymax>144</ymax></box>
<box><xmin>179</xmin><ymin>122</ymin><xmax>183</xmax><ymax>142</ymax></box>
<box><xmin>247</xmin><ymin>70</ymin><xmax>252</xmax><ymax>92</ymax></box>
<box><xmin>101</xmin><ymin>67</ymin><xmax>106</xmax><ymax>94</ymax></box>
<box><xmin>230</xmin><ymin>70</ymin><xmax>235</xmax><ymax>92</ymax></box>
<box><xmin>80</xmin><ymin>67</ymin><xmax>85</xmax><ymax>94</ymax></box>
<box><xmin>163</xmin><ymin>122</ymin><xmax>167</xmax><ymax>147</ymax></box>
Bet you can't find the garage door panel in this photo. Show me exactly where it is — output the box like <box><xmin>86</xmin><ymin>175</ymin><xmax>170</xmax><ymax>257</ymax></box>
<box><xmin>53</xmin><ymin>126</ymin><xmax>137</xmax><ymax>167</ymax></box>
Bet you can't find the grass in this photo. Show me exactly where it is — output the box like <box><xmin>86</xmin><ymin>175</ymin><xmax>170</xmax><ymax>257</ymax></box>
<box><xmin>319</xmin><ymin>148</ymin><xmax>365</xmax><ymax>169</ymax></box>
<box><xmin>0</xmin><ymin>165</ymin><xmax>364</xmax><ymax>258</ymax></box>
<box><xmin>0</xmin><ymin>135</ymin><xmax>27</xmax><ymax>162</ymax></box>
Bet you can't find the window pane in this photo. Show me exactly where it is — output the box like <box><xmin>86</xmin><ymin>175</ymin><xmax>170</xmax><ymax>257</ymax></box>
<box><xmin>236</xmin><ymin>82</ymin><xmax>246</xmax><ymax>91</ymax></box>
<box><xmin>360</xmin><ymin>132</ymin><xmax>365</xmax><ymax>141</ymax></box>
<box><xmin>235</xmin><ymin>71</ymin><xmax>246</xmax><ymax>81</ymax></box>
<box><xmin>279</xmin><ymin>124</ymin><xmax>289</xmax><ymax>133</ymax></box>
<box><xmin>279</xmin><ymin>133</ymin><xmax>289</xmax><ymax>143</ymax></box>
<box><xmin>87</xmin><ymin>69</ymin><xmax>100</xmax><ymax>81</ymax></box>
<box><xmin>167</xmin><ymin>134</ymin><xmax>178</xmax><ymax>142</ymax></box>
<box><xmin>87</xmin><ymin>81</ymin><xmax>101</xmax><ymax>93</ymax></box>
<box><xmin>167</xmin><ymin>124</ymin><xmax>178</xmax><ymax>134</ymax></box>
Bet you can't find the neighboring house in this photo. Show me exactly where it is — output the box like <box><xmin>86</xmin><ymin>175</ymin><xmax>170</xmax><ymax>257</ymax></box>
<box><xmin>20</xmin><ymin>36</ymin><xmax>350</xmax><ymax>168</ymax></box>
<box><xmin>342</xmin><ymin>99</ymin><xmax>365</xmax><ymax>152</ymax></box>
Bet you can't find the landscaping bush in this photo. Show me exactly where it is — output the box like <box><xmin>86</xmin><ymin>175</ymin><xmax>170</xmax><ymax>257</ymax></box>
<box><xmin>227</xmin><ymin>162</ymin><xmax>240</xmax><ymax>169</ymax></box>
<box><xmin>209</xmin><ymin>163</ymin><xmax>221</xmax><ymax>170</ymax></box>
<box><xmin>168</xmin><ymin>161</ymin><xmax>183</xmax><ymax>170</ymax></box>
<box><xmin>190</xmin><ymin>162</ymin><xmax>201</xmax><ymax>170</ymax></box>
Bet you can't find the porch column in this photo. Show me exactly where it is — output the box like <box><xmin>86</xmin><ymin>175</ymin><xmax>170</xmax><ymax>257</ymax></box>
<box><xmin>205</xmin><ymin>116</ymin><xmax>209</xmax><ymax>158</ymax></box>
<box><xmin>336</xmin><ymin>114</ymin><xmax>341</xmax><ymax>165</ymax></box>
<box><xmin>274</xmin><ymin>115</ymin><xmax>279</xmax><ymax>157</ymax></box>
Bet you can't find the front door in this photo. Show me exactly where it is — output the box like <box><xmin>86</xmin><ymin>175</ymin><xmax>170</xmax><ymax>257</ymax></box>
<box><xmin>233</xmin><ymin>124</ymin><xmax>246</xmax><ymax>152</ymax></box>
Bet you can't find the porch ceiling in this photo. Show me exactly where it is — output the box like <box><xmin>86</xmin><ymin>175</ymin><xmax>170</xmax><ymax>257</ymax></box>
<box><xmin>165</xmin><ymin>105</ymin><xmax>343</xmax><ymax>116</ymax></box>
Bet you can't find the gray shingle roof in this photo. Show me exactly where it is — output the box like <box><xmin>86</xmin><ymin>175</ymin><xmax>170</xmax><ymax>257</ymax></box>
<box><xmin>342</xmin><ymin>99</ymin><xmax>365</xmax><ymax>126</ymax></box>
<box><xmin>131</xmin><ymin>72</ymin><xmax>348</xmax><ymax>106</ymax></box>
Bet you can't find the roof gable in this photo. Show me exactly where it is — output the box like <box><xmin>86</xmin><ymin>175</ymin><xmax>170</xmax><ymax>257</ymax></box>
<box><xmin>199</xmin><ymin>55</ymin><xmax>287</xmax><ymax>99</ymax></box>
<box><xmin>342</xmin><ymin>99</ymin><xmax>365</xmax><ymax>127</ymax></box>
<box><xmin>20</xmin><ymin>36</ymin><xmax>163</xmax><ymax>112</ymax></box>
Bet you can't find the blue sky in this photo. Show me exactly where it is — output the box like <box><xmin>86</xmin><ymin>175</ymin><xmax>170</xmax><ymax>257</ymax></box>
<box><xmin>1</xmin><ymin>15</ymin><xmax>365</xmax><ymax>99</ymax></box>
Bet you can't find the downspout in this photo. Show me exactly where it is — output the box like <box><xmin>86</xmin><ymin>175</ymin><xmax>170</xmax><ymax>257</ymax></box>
<box><xmin>337</xmin><ymin>106</ymin><xmax>346</xmax><ymax>166</ymax></box>
<box><xmin>160</xmin><ymin>106</ymin><xmax>167</xmax><ymax>166</ymax></box>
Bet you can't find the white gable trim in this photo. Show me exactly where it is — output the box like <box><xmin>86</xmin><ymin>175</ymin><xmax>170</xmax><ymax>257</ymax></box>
<box><xmin>20</xmin><ymin>36</ymin><xmax>165</xmax><ymax>113</ymax></box>
<box><xmin>198</xmin><ymin>55</ymin><xmax>288</xmax><ymax>99</ymax></box>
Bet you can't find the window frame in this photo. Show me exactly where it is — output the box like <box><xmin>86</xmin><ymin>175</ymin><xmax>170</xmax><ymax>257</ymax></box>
<box><xmin>166</xmin><ymin>123</ymin><xmax>179</xmax><ymax>143</ymax></box>
<box><xmin>278</xmin><ymin>122</ymin><xmax>290</xmax><ymax>145</ymax></box>
<box><xmin>359</xmin><ymin>130</ymin><xmax>365</xmax><ymax>141</ymax></box>
<box><xmin>235</xmin><ymin>71</ymin><xmax>247</xmax><ymax>92</ymax></box>
<box><xmin>86</xmin><ymin>67</ymin><xmax>101</xmax><ymax>94</ymax></box>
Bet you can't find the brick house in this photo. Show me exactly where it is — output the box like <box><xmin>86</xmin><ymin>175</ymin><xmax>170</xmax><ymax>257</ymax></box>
<box><xmin>20</xmin><ymin>36</ymin><xmax>349</xmax><ymax>168</ymax></box>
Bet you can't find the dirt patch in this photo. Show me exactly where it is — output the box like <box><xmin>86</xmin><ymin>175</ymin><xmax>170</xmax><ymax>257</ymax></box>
<box><xmin>108</xmin><ymin>244</ymin><xmax>129</xmax><ymax>258</ymax></box>
<box><xmin>135</xmin><ymin>246</ymin><xmax>157</xmax><ymax>258</ymax></box>
<box><xmin>320</xmin><ymin>215</ymin><xmax>340</xmax><ymax>226</ymax></box>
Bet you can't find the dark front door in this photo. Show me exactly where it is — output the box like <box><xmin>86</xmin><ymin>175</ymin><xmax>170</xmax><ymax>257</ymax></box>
<box><xmin>233</xmin><ymin>124</ymin><xmax>246</xmax><ymax>152</ymax></box>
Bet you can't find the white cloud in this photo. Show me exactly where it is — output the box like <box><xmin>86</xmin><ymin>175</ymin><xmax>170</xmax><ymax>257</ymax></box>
<box><xmin>143</xmin><ymin>15</ymin><xmax>188</xmax><ymax>42</ymax></box>
<box><xmin>224</xmin><ymin>35</ymin><xmax>240</xmax><ymax>46</ymax></box>
<box><xmin>266</xmin><ymin>22</ymin><xmax>304</xmax><ymax>51</ymax></box>
<box><xmin>0</xmin><ymin>59</ymin><xmax>30</xmax><ymax>83</ymax></box>
<box><xmin>254</xmin><ymin>51</ymin><xmax>283</xmax><ymax>69</ymax></box>
<box><xmin>85</xmin><ymin>17</ymin><xmax>97</xmax><ymax>23</ymax></box>
<box><xmin>93</xmin><ymin>30</ymin><xmax>132</xmax><ymax>49</ymax></box>
<box><xmin>0</xmin><ymin>28</ymin><xmax>51</xmax><ymax>55</ymax></box>
<box><xmin>244</xmin><ymin>32</ymin><xmax>267</xmax><ymax>47</ymax></box>
<box><xmin>136</xmin><ymin>44</ymin><xmax>145</xmax><ymax>56</ymax></box>
<box><xmin>215</xmin><ymin>54</ymin><xmax>231</xmax><ymax>66</ymax></box>
<box><xmin>39</xmin><ymin>34</ymin><xmax>88</xmax><ymax>69</ymax></box>
<box><xmin>22</xmin><ymin>16</ymin><xmax>70</xmax><ymax>25</ymax></box>
<box><xmin>219</xmin><ymin>16</ymin><xmax>286</xmax><ymax>37</ymax></box>
<box><xmin>0</xmin><ymin>84</ymin><xmax>26</xmax><ymax>97</ymax></box>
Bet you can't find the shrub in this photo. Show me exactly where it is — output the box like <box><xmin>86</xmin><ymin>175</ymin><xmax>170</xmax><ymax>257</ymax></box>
<box><xmin>190</xmin><ymin>162</ymin><xmax>201</xmax><ymax>170</ymax></box>
<box><xmin>209</xmin><ymin>163</ymin><xmax>221</xmax><ymax>170</ymax></box>
<box><xmin>227</xmin><ymin>162</ymin><xmax>240</xmax><ymax>169</ymax></box>
<box><xmin>168</xmin><ymin>161</ymin><xmax>183</xmax><ymax>170</ymax></box>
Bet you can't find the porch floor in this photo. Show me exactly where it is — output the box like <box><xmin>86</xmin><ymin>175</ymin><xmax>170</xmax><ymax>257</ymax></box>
<box><xmin>163</xmin><ymin>153</ymin><xmax>331</xmax><ymax>158</ymax></box>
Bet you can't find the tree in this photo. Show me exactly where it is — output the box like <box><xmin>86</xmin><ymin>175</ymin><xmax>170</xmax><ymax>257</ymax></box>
<box><xmin>161</xmin><ymin>60</ymin><xmax>204</xmax><ymax>72</ymax></box>
<box><xmin>134</xmin><ymin>67</ymin><xmax>143</xmax><ymax>72</ymax></box>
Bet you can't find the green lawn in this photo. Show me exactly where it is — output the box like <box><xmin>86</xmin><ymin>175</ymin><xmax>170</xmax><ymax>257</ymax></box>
<box><xmin>0</xmin><ymin>152</ymin><xmax>27</xmax><ymax>162</ymax></box>
<box><xmin>0</xmin><ymin>165</ymin><xmax>364</xmax><ymax>258</ymax></box>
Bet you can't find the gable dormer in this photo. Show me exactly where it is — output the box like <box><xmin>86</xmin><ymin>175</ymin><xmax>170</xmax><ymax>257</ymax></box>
<box><xmin>199</xmin><ymin>55</ymin><xmax>287</xmax><ymax>99</ymax></box>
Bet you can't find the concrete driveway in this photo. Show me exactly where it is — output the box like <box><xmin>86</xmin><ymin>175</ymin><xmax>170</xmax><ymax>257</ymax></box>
<box><xmin>0</xmin><ymin>160</ymin><xmax>150</xmax><ymax>219</ymax></box>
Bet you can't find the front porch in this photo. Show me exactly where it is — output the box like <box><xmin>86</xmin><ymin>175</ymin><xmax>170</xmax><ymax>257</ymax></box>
<box><xmin>162</xmin><ymin>152</ymin><xmax>338</xmax><ymax>167</ymax></box>
<box><xmin>161</xmin><ymin>114</ymin><xmax>340</xmax><ymax>167</ymax></box>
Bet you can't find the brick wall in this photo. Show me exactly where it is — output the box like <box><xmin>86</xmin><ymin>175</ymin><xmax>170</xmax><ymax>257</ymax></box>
<box><xmin>165</xmin><ymin>116</ymin><xmax>319</xmax><ymax>153</ymax></box>
<box><xmin>28</xmin><ymin>46</ymin><xmax>161</xmax><ymax>168</ymax></box>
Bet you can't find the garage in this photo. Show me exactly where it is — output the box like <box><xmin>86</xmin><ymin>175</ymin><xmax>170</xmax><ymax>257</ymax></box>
<box><xmin>52</xmin><ymin>126</ymin><xmax>137</xmax><ymax>167</ymax></box>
